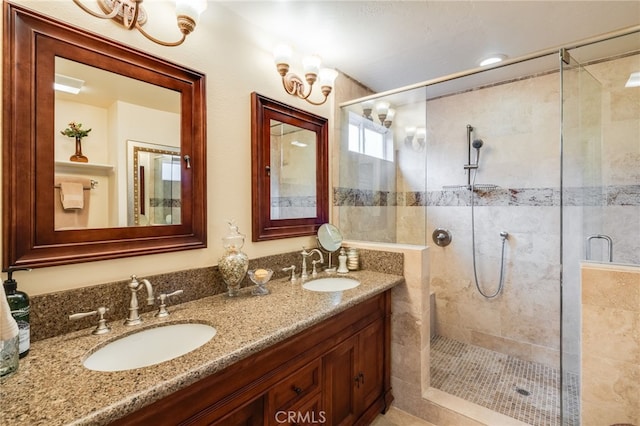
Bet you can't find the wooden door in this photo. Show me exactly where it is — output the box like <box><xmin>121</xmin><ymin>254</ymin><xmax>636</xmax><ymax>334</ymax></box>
<box><xmin>322</xmin><ymin>335</ymin><xmax>358</xmax><ymax>426</ymax></box>
<box><xmin>356</xmin><ymin>319</ymin><xmax>384</xmax><ymax>414</ymax></box>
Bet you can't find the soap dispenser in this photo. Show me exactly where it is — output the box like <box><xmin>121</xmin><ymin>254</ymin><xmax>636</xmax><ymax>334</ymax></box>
<box><xmin>2</xmin><ymin>267</ymin><xmax>32</xmax><ymax>358</ymax></box>
<box><xmin>337</xmin><ymin>248</ymin><xmax>349</xmax><ymax>274</ymax></box>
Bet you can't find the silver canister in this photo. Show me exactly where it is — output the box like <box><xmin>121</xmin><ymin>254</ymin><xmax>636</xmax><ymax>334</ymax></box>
<box><xmin>347</xmin><ymin>247</ymin><xmax>359</xmax><ymax>271</ymax></box>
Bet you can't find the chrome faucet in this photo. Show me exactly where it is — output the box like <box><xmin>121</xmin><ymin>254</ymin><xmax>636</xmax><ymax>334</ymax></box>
<box><xmin>309</xmin><ymin>249</ymin><xmax>325</xmax><ymax>278</ymax></box>
<box><xmin>300</xmin><ymin>247</ymin><xmax>311</xmax><ymax>280</ymax></box>
<box><xmin>301</xmin><ymin>247</ymin><xmax>325</xmax><ymax>280</ymax></box>
<box><xmin>125</xmin><ymin>275</ymin><xmax>154</xmax><ymax>326</ymax></box>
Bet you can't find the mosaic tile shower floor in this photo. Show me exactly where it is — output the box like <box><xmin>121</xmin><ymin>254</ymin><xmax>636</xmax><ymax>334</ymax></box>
<box><xmin>430</xmin><ymin>335</ymin><xmax>579</xmax><ymax>426</ymax></box>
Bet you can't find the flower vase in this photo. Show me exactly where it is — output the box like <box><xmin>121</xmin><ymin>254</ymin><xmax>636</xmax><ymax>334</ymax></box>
<box><xmin>69</xmin><ymin>137</ymin><xmax>88</xmax><ymax>163</ymax></box>
<box><xmin>218</xmin><ymin>222</ymin><xmax>249</xmax><ymax>297</ymax></box>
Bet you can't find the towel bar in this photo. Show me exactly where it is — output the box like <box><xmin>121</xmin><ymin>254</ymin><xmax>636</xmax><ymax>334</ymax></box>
<box><xmin>54</xmin><ymin>179</ymin><xmax>98</xmax><ymax>190</ymax></box>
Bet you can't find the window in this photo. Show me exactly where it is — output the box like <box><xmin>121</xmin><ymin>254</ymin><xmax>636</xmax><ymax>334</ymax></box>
<box><xmin>347</xmin><ymin>111</ymin><xmax>394</xmax><ymax>161</ymax></box>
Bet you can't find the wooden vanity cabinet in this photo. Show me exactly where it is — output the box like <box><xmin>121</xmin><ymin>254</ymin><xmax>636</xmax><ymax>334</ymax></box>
<box><xmin>112</xmin><ymin>290</ymin><xmax>392</xmax><ymax>426</ymax></box>
<box><xmin>323</xmin><ymin>319</ymin><xmax>385</xmax><ymax>426</ymax></box>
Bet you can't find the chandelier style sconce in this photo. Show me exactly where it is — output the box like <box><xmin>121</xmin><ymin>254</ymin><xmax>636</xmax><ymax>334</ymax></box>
<box><xmin>273</xmin><ymin>44</ymin><xmax>338</xmax><ymax>106</ymax></box>
<box><xmin>405</xmin><ymin>126</ymin><xmax>426</xmax><ymax>151</ymax></box>
<box><xmin>362</xmin><ymin>100</ymin><xmax>395</xmax><ymax>128</ymax></box>
<box><xmin>73</xmin><ymin>0</ymin><xmax>207</xmax><ymax>47</ymax></box>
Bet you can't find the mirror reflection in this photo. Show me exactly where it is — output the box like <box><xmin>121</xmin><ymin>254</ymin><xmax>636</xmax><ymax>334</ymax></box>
<box><xmin>127</xmin><ymin>141</ymin><xmax>181</xmax><ymax>226</ymax></box>
<box><xmin>54</xmin><ymin>57</ymin><xmax>181</xmax><ymax>229</ymax></box>
<box><xmin>270</xmin><ymin>120</ymin><xmax>317</xmax><ymax>220</ymax></box>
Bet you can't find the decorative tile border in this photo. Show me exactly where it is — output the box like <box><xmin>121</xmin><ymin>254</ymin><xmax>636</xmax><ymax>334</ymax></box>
<box><xmin>334</xmin><ymin>185</ymin><xmax>640</xmax><ymax>207</ymax></box>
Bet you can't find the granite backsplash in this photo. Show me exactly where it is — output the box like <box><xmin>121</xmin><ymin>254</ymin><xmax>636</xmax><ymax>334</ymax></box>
<box><xmin>29</xmin><ymin>248</ymin><xmax>403</xmax><ymax>342</ymax></box>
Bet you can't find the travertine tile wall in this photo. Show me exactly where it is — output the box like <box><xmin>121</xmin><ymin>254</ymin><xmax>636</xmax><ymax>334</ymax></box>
<box><xmin>422</xmin><ymin>70</ymin><xmax>563</xmax><ymax>368</ymax></box>
<box><xmin>581</xmin><ymin>263</ymin><xmax>639</xmax><ymax>426</ymax></box>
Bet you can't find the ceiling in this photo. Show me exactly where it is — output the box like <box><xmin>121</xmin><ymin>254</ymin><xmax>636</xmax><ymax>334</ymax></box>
<box><xmin>218</xmin><ymin>1</ymin><xmax>640</xmax><ymax>94</ymax></box>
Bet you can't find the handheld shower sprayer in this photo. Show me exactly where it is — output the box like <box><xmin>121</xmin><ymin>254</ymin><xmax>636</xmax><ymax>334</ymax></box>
<box><xmin>472</xmin><ymin>138</ymin><xmax>484</xmax><ymax>166</ymax></box>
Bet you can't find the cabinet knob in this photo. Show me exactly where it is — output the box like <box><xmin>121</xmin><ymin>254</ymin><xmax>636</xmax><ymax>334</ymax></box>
<box><xmin>293</xmin><ymin>386</ymin><xmax>303</xmax><ymax>395</ymax></box>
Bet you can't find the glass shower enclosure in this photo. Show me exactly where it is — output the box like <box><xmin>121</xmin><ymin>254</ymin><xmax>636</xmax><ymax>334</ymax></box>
<box><xmin>337</xmin><ymin>29</ymin><xmax>639</xmax><ymax>426</ymax></box>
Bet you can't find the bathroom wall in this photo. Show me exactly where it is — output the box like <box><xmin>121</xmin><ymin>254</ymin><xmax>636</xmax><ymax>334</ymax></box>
<box><xmin>0</xmin><ymin>1</ymin><xmax>353</xmax><ymax>296</ymax></box>
<box><xmin>581</xmin><ymin>263</ymin><xmax>639</xmax><ymax>426</ymax></box>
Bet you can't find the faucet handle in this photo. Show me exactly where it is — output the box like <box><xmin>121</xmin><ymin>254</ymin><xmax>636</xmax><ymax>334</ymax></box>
<box><xmin>155</xmin><ymin>290</ymin><xmax>184</xmax><ymax>318</ymax></box>
<box><xmin>312</xmin><ymin>259</ymin><xmax>322</xmax><ymax>277</ymax></box>
<box><xmin>69</xmin><ymin>306</ymin><xmax>111</xmax><ymax>335</ymax></box>
<box><xmin>282</xmin><ymin>265</ymin><xmax>296</xmax><ymax>282</ymax></box>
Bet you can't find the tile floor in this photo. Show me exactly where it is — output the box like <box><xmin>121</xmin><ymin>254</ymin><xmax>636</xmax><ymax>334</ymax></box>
<box><xmin>372</xmin><ymin>407</ymin><xmax>437</xmax><ymax>426</ymax></box>
<box><xmin>430</xmin><ymin>335</ymin><xmax>579</xmax><ymax>426</ymax></box>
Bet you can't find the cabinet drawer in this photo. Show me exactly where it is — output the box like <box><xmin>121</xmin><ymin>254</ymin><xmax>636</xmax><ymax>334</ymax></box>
<box><xmin>271</xmin><ymin>393</ymin><xmax>323</xmax><ymax>426</ymax></box>
<box><xmin>268</xmin><ymin>358</ymin><xmax>321</xmax><ymax>413</ymax></box>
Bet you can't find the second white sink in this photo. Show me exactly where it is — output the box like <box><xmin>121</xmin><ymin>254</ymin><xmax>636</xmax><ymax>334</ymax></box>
<box><xmin>83</xmin><ymin>323</ymin><xmax>216</xmax><ymax>372</ymax></box>
<box><xmin>302</xmin><ymin>277</ymin><xmax>360</xmax><ymax>292</ymax></box>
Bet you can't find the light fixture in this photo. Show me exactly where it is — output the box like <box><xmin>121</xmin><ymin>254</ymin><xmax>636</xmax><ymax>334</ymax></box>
<box><xmin>54</xmin><ymin>74</ymin><xmax>85</xmax><ymax>94</ymax></box>
<box><xmin>361</xmin><ymin>100</ymin><xmax>374</xmax><ymax>120</ymax></box>
<box><xmin>625</xmin><ymin>71</ymin><xmax>640</xmax><ymax>88</ymax></box>
<box><xmin>383</xmin><ymin>108</ymin><xmax>395</xmax><ymax>128</ymax></box>
<box><xmin>415</xmin><ymin>127</ymin><xmax>427</xmax><ymax>151</ymax></box>
<box><xmin>479</xmin><ymin>54</ymin><xmax>507</xmax><ymax>67</ymax></box>
<box><xmin>291</xmin><ymin>141</ymin><xmax>308</xmax><ymax>147</ymax></box>
<box><xmin>361</xmin><ymin>100</ymin><xmax>394</xmax><ymax>128</ymax></box>
<box><xmin>72</xmin><ymin>0</ymin><xmax>207</xmax><ymax>47</ymax></box>
<box><xmin>273</xmin><ymin>44</ymin><xmax>338</xmax><ymax>106</ymax></box>
<box><xmin>404</xmin><ymin>126</ymin><xmax>425</xmax><ymax>151</ymax></box>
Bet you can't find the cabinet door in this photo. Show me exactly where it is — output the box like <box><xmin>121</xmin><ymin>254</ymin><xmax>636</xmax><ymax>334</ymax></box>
<box><xmin>356</xmin><ymin>318</ymin><xmax>384</xmax><ymax>413</ymax></box>
<box><xmin>322</xmin><ymin>335</ymin><xmax>358</xmax><ymax>426</ymax></box>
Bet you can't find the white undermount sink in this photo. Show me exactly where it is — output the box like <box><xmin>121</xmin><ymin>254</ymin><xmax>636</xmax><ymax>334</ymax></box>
<box><xmin>302</xmin><ymin>277</ymin><xmax>360</xmax><ymax>292</ymax></box>
<box><xmin>83</xmin><ymin>323</ymin><xmax>216</xmax><ymax>372</ymax></box>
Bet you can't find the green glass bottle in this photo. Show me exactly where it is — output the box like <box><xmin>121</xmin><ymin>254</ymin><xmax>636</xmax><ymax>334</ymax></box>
<box><xmin>2</xmin><ymin>267</ymin><xmax>32</xmax><ymax>358</ymax></box>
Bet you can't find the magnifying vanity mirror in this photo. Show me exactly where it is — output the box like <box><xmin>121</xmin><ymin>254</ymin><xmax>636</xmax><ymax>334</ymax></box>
<box><xmin>317</xmin><ymin>223</ymin><xmax>343</xmax><ymax>273</ymax></box>
<box><xmin>251</xmin><ymin>93</ymin><xmax>329</xmax><ymax>241</ymax></box>
<box><xmin>3</xmin><ymin>3</ymin><xmax>207</xmax><ymax>268</ymax></box>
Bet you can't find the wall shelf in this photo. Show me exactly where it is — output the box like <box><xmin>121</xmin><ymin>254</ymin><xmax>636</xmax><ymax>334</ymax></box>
<box><xmin>54</xmin><ymin>160</ymin><xmax>115</xmax><ymax>175</ymax></box>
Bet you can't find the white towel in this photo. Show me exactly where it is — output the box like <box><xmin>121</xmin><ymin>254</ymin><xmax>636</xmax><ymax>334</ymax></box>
<box><xmin>60</xmin><ymin>181</ymin><xmax>84</xmax><ymax>210</ymax></box>
<box><xmin>0</xmin><ymin>284</ymin><xmax>19</xmax><ymax>341</ymax></box>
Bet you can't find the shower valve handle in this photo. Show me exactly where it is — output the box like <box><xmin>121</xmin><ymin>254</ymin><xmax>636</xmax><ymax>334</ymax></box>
<box><xmin>432</xmin><ymin>228</ymin><xmax>452</xmax><ymax>247</ymax></box>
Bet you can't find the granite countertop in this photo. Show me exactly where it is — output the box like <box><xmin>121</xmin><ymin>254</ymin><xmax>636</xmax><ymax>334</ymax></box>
<box><xmin>0</xmin><ymin>270</ymin><xmax>403</xmax><ymax>426</ymax></box>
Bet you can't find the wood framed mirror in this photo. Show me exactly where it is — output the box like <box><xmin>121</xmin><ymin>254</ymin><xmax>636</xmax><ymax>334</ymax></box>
<box><xmin>251</xmin><ymin>93</ymin><xmax>328</xmax><ymax>241</ymax></box>
<box><xmin>2</xmin><ymin>3</ymin><xmax>207</xmax><ymax>268</ymax></box>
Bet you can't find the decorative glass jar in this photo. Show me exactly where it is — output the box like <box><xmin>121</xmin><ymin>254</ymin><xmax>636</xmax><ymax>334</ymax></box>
<box><xmin>218</xmin><ymin>221</ymin><xmax>249</xmax><ymax>297</ymax></box>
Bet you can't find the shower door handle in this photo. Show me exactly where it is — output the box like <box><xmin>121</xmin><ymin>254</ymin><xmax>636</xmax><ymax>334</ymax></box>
<box><xmin>586</xmin><ymin>234</ymin><xmax>613</xmax><ymax>262</ymax></box>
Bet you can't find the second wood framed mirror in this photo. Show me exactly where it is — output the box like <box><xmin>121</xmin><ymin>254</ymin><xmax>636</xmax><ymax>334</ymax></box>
<box><xmin>251</xmin><ymin>93</ymin><xmax>329</xmax><ymax>241</ymax></box>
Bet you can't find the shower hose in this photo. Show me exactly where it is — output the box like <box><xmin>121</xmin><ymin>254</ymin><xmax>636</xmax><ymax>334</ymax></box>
<box><xmin>470</xmin><ymin>170</ymin><xmax>508</xmax><ymax>299</ymax></box>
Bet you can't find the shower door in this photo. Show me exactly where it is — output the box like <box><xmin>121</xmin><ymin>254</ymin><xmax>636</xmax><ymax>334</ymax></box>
<box><xmin>560</xmin><ymin>48</ymin><xmax>604</xmax><ymax>426</ymax></box>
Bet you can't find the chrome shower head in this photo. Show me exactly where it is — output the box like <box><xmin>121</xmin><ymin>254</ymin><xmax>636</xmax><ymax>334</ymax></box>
<box><xmin>471</xmin><ymin>139</ymin><xmax>484</xmax><ymax>166</ymax></box>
